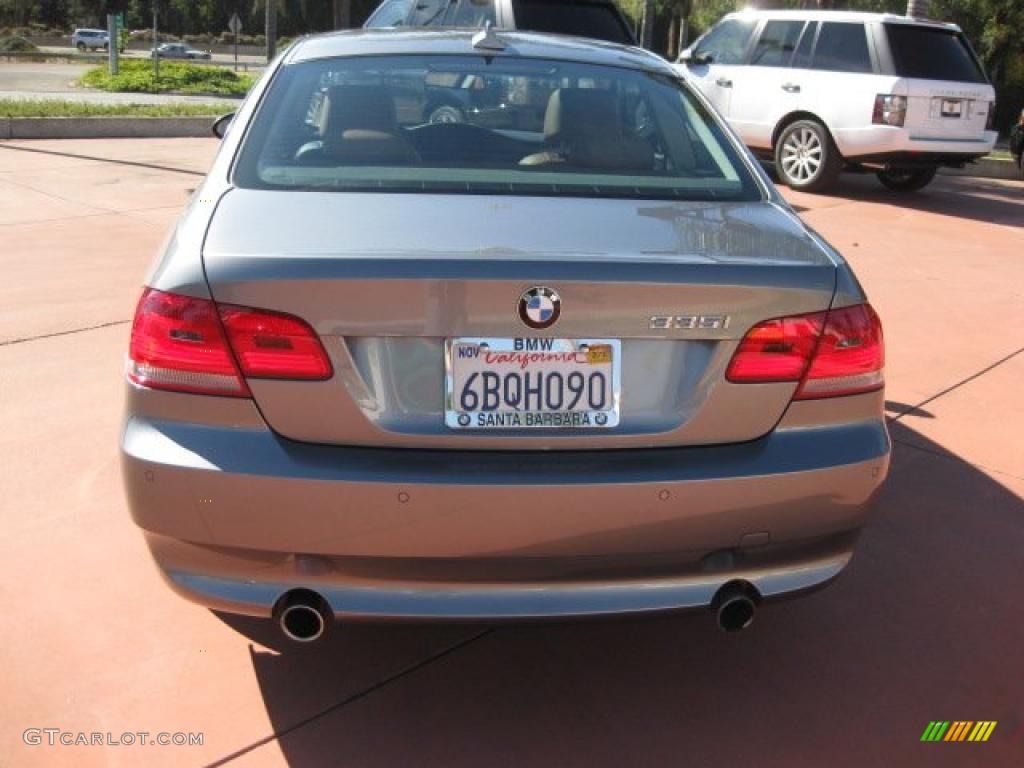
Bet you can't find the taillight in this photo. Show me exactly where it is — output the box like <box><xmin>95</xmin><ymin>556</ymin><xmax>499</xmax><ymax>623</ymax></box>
<box><xmin>218</xmin><ymin>305</ymin><xmax>333</xmax><ymax>380</ymax></box>
<box><xmin>129</xmin><ymin>288</ymin><xmax>249</xmax><ymax>397</ymax></box>
<box><xmin>724</xmin><ymin>312</ymin><xmax>824</xmax><ymax>383</ymax></box>
<box><xmin>985</xmin><ymin>101</ymin><xmax>996</xmax><ymax>131</ymax></box>
<box><xmin>128</xmin><ymin>288</ymin><xmax>332</xmax><ymax>397</ymax></box>
<box><xmin>726</xmin><ymin>304</ymin><xmax>884</xmax><ymax>400</ymax></box>
<box><xmin>872</xmin><ymin>94</ymin><xmax>907</xmax><ymax>127</ymax></box>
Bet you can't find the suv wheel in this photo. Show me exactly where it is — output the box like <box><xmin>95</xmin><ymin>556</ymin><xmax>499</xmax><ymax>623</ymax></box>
<box><xmin>76</xmin><ymin>42</ymin><xmax>86</xmax><ymax>51</ymax></box>
<box><xmin>876</xmin><ymin>167</ymin><xmax>937</xmax><ymax>192</ymax></box>
<box><xmin>427</xmin><ymin>104</ymin><xmax>464</xmax><ymax>125</ymax></box>
<box><xmin>774</xmin><ymin>119</ymin><xmax>842</xmax><ymax>193</ymax></box>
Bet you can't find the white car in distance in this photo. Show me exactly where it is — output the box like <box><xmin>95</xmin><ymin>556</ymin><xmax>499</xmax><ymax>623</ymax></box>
<box><xmin>676</xmin><ymin>11</ymin><xmax>997</xmax><ymax>193</ymax></box>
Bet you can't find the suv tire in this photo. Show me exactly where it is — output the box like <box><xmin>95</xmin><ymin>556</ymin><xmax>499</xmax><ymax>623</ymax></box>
<box><xmin>427</xmin><ymin>104</ymin><xmax>464</xmax><ymax>125</ymax></box>
<box><xmin>876</xmin><ymin>167</ymin><xmax>938</xmax><ymax>192</ymax></box>
<box><xmin>774</xmin><ymin>119</ymin><xmax>842</xmax><ymax>193</ymax></box>
<box><xmin>76</xmin><ymin>42</ymin><xmax>86</xmax><ymax>51</ymax></box>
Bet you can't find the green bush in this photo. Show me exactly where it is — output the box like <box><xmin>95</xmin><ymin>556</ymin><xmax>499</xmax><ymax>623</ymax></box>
<box><xmin>79</xmin><ymin>59</ymin><xmax>254</xmax><ymax>96</ymax></box>
<box><xmin>0</xmin><ymin>35</ymin><xmax>37</xmax><ymax>52</ymax></box>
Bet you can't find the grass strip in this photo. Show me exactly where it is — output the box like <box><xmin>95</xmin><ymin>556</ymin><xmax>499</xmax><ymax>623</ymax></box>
<box><xmin>0</xmin><ymin>98</ymin><xmax>234</xmax><ymax>117</ymax></box>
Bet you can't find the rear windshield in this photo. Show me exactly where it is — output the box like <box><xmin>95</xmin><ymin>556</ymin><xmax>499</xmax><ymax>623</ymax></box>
<box><xmin>234</xmin><ymin>55</ymin><xmax>761</xmax><ymax>202</ymax></box>
<box><xmin>884</xmin><ymin>24</ymin><xmax>986</xmax><ymax>83</ymax></box>
<box><xmin>511</xmin><ymin>0</ymin><xmax>633</xmax><ymax>45</ymax></box>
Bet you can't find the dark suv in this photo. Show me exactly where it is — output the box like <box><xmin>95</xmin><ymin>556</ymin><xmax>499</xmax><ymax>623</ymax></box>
<box><xmin>364</xmin><ymin>0</ymin><xmax>636</xmax><ymax>46</ymax></box>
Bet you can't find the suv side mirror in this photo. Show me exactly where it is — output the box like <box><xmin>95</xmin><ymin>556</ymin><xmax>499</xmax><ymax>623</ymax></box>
<box><xmin>680</xmin><ymin>50</ymin><xmax>712</xmax><ymax>65</ymax></box>
<box><xmin>212</xmin><ymin>112</ymin><xmax>235</xmax><ymax>140</ymax></box>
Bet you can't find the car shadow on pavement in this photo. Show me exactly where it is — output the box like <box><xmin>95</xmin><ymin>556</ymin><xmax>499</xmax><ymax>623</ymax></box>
<box><xmin>215</xmin><ymin>420</ymin><xmax>1023</xmax><ymax>767</ymax></box>
<box><xmin>785</xmin><ymin>172</ymin><xmax>1024</xmax><ymax>229</ymax></box>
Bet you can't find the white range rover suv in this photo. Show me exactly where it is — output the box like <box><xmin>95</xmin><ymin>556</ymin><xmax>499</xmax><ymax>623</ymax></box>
<box><xmin>676</xmin><ymin>11</ymin><xmax>997</xmax><ymax>193</ymax></box>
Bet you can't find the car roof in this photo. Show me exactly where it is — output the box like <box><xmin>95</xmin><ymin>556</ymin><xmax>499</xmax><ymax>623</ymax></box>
<box><xmin>286</xmin><ymin>28</ymin><xmax>671</xmax><ymax>76</ymax></box>
<box><xmin>721</xmin><ymin>9</ymin><xmax>961</xmax><ymax>32</ymax></box>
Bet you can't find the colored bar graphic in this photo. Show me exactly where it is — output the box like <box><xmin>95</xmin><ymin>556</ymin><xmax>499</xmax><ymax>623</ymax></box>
<box><xmin>922</xmin><ymin>721</ymin><xmax>995</xmax><ymax>742</ymax></box>
<box><xmin>921</xmin><ymin>721</ymin><xmax>950</xmax><ymax>741</ymax></box>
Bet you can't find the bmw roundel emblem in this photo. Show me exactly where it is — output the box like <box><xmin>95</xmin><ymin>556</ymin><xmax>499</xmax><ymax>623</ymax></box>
<box><xmin>518</xmin><ymin>286</ymin><xmax>561</xmax><ymax>330</ymax></box>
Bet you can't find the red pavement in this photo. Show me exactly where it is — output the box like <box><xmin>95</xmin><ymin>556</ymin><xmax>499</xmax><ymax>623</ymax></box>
<box><xmin>1</xmin><ymin>139</ymin><xmax>1021</xmax><ymax>767</ymax></box>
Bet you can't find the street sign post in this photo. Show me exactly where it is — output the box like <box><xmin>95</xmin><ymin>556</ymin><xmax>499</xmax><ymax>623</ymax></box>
<box><xmin>107</xmin><ymin>14</ymin><xmax>118</xmax><ymax>75</ymax></box>
<box><xmin>153</xmin><ymin>2</ymin><xmax>159</xmax><ymax>82</ymax></box>
<box><xmin>229</xmin><ymin>13</ymin><xmax>243</xmax><ymax>71</ymax></box>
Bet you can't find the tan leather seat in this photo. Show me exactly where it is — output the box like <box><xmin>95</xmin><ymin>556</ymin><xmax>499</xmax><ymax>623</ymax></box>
<box><xmin>297</xmin><ymin>85</ymin><xmax>419</xmax><ymax>166</ymax></box>
<box><xmin>520</xmin><ymin>88</ymin><xmax>653</xmax><ymax>172</ymax></box>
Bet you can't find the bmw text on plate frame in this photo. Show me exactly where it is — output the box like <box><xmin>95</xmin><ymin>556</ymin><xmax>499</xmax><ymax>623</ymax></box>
<box><xmin>445</xmin><ymin>286</ymin><xmax>622</xmax><ymax>430</ymax></box>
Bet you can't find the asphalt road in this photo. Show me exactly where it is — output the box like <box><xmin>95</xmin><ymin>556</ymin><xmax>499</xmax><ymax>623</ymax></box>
<box><xmin>38</xmin><ymin>44</ymin><xmax>268</xmax><ymax>67</ymax></box>
<box><xmin>0</xmin><ymin>138</ymin><xmax>1022</xmax><ymax>767</ymax></box>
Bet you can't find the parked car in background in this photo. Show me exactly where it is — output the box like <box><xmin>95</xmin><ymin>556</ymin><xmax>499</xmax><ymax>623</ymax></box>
<box><xmin>364</xmin><ymin>0</ymin><xmax>636</xmax><ymax>45</ymax></box>
<box><xmin>71</xmin><ymin>28</ymin><xmax>109</xmax><ymax>51</ymax></box>
<box><xmin>151</xmin><ymin>42</ymin><xmax>212</xmax><ymax>60</ymax></box>
<box><xmin>677</xmin><ymin>11</ymin><xmax>997</xmax><ymax>193</ymax></box>
<box><xmin>418</xmin><ymin>70</ymin><xmax>545</xmax><ymax>127</ymax></box>
<box><xmin>1010</xmin><ymin>108</ymin><xmax>1024</xmax><ymax>175</ymax></box>
<box><xmin>122</xmin><ymin>29</ymin><xmax>889</xmax><ymax>642</ymax></box>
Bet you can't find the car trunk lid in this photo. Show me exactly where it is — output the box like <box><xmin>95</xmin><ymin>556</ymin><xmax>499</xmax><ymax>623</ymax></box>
<box><xmin>202</xmin><ymin>191</ymin><xmax>837</xmax><ymax>449</ymax></box>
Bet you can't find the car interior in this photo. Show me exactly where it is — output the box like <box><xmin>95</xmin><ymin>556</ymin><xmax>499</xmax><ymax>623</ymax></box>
<box><xmin>282</xmin><ymin>79</ymin><xmax>723</xmax><ymax>180</ymax></box>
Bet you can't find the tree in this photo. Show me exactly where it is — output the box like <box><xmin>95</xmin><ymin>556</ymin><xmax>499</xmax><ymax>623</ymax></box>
<box><xmin>906</xmin><ymin>0</ymin><xmax>930</xmax><ymax>15</ymax></box>
<box><xmin>332</xmin><ymin>0</ymin><xmax>350</xmax><ymax>28</ymax></box>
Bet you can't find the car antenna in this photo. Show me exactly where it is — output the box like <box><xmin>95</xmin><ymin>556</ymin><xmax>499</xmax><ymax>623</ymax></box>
<box><xmin>472</xmin><ymin>21</ymin><xmax>506</xmax><ymax>51</ymax></box>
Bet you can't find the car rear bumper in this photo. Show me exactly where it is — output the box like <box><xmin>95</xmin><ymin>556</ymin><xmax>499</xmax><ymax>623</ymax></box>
<box><xmin>122</xmin><ymin>392</ymin><xmax>890</xmax><ymax>620</ymax></box>
<box><xmin>146</xmin><ymin>529</ymin><xmax>857</xmax><ymax>620</ymax></box>
<box><xmin>834</xmin><ymin>125</ymin><xmax>997</xmax><ymax>161</ymax></box>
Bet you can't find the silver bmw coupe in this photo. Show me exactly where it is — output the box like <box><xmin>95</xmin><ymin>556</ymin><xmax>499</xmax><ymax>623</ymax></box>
<box><xmin>122</xmin><ymin>29</ymin><xmax>889</xmax><ymax>641</ymax></box>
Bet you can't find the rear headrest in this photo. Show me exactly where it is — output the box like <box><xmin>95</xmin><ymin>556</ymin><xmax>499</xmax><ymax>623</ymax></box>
<box><xmin>544</xmin><ymin>88</ymin><xmax>621</xmax><ymax>143</ymax></box>
<box><xmin>320</xmin><ymin>85</ymin><xmax>397</xmax><ymax>138</ymax></box>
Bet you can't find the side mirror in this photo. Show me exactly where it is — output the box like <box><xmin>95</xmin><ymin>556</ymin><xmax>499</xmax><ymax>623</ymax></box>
<box><xmin>680</xmin><ymin>50</ymin><xmax>712</xmax><ymax>66</ymax></box>
<box><xmin>212</xmin><ymin>112</ymin><xmax>235</xmax><ymax>140</ymax></box>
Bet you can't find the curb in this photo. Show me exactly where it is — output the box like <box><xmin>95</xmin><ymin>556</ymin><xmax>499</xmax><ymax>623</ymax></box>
<box><xmin>0</xmin><ymin>116</ymin><xmax>214</xmax><ymax>139</ymax></box>
<box><xmin>939</xmin><ymin>156</ymin><xmax>1020</xmax><ymax>181</ymax></box>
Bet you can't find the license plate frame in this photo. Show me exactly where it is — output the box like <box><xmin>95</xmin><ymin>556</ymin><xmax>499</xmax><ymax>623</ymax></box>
<box><xmin>444</xmin><ymin>337</ymin><xmax>621</xmax><ymax>430</ymax></box>
<box><xmin>940</xmin><ymin>99</ymin><xmax>964</xmax><ymax>118</ymax></box>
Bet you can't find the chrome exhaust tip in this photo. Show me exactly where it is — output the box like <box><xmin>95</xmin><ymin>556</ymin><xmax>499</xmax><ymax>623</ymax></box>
<box><xmin>713</xmin><ymin>582</ymin><xmax>757</xmax><ymax>633</ymax></box>
<box><xmin>275</xmin><ymin>590</ymin><xmax>331</xmax><ymax>643</ymax></box>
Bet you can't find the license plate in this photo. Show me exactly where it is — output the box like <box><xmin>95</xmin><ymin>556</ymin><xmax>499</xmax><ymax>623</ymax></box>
<box><xmin>940</xmin><ymin>99</ymin><xmax>963</xmax><ymax>118</ymax></box>
<box><xmin>445</xmin><ymin>337</ymin><xmax>620</xmax><ymax>429</ymax></box>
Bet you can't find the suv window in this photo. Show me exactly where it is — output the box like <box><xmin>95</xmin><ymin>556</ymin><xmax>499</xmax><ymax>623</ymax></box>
<box><xmin>791</xmin><ymin>22</ymin><xmax>816</xmax><ymax>69</ymax></box>
<box><xmin>235</xmin><ymin>55</ymin><xmax>760</xmax><ymax>202</ymax></box>
<box><xmin>692</xmin><ymin>18</ymin><xmax>756</xmax><ymax>65</ymax></box>
<box><xmin>811</xmin><ymin>22</ymin><xmax>872</xmax><ymax>73</ymax></box>
<box><xmin>884</xmin><ymin>24</ymin><xmax>986</xmax><ymax>83</ymax></box>
<box><xmin>446</xmin><ymin>0</ymin><xmax>497</xmax><ymax>27</ymax></box>
<box><xmin>408</xmin><ymin>0</ymin><xmax>449</xmax><ymax>26</ymax></box>
<box><xmin>510</xmin><ymin>0</ymin><xmax>633</xmax><ymax>45</ymax></box>
<box><xmin>365</xmin><ymin>0</ymin><xmax>413</xmax><ymax>26</ymax></box>
<box><xmin>750</xmin><ymin>20</ymin><xmax>805</xmax><ymax>67</ymax></box>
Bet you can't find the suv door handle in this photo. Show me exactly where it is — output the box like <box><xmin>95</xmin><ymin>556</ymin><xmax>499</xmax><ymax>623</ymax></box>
<box><xmin>782</xmin><ymin>83</ymin><xmax>801</xmax><ymax>93</ymax></box>
<box><xmin>715</xmin><ymin>78</ymin><xmax>733</xmax><ymax>88</ymax></box>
